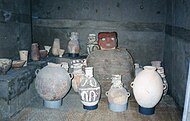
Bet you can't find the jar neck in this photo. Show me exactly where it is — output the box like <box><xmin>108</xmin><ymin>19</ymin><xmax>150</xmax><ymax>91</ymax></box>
<box><xmin>85</xmin><ymin>67</ymin><xmax>93</xmax><ymax>78</ymax></box>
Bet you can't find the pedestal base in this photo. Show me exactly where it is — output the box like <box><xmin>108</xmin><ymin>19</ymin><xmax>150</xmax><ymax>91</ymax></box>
<box><xmin>44</xmin><ymin>100</ymin><xmax>62</xmax><ymax>108</ymax></box>
<box><xmin>83</xmin><ymin>104</ymin><xmax>98</xmax><ymax>110</ymax></box>
<box><xmin>139</xmin><ymin>105</ymin><xmax>155</xmax><ymax>115</ymax></box>
<box><xmin>68</xmin><ymin>53</ymin><xmax>79</xmax><ymax>58</ymax></box>
<box><xmin>109</xmin><ymin>103</ymin><xmax>128</xmax><ymax>112</ymax></box>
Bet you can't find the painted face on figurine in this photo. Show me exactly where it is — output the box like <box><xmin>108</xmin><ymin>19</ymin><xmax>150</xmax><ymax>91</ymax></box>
<box><xmin>98</xmin><ymin>32</ymin><xmax>117</xmax><ymax>50</ymax></box>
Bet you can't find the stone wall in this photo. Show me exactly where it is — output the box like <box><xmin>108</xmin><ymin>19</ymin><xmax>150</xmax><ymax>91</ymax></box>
<box><xmin>164</xmin><ymin>0</ymin><xmax>190</xmax><ymax>110</ymax></box>
<box><xmin>0</xmin><ymin>0</ymin><xmax>31</xmax><ymax>58</ymax></box>
<box><xmin>32</xmin><ymin>0</ymin><xmax>166</xmax><ymax>65</ymax></box>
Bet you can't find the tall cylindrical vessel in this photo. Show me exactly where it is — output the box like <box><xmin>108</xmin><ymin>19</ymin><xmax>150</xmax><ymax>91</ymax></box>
<box><xmin>131</xmin><ymin>66</ymin><xmax>164</xmax><ymax>115</ymax></box>
<box><xmin>31</xmin><ymin>43</ymin><xmax>40</xmax><ymax>61</ymax></box>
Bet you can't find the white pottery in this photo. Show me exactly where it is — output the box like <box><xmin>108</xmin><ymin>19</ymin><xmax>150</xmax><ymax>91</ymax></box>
<box><xmin>52</xmin><ymin>38</ymin><xmax>60</xmax><ymax>56</ymax></box>
<box><xmin>58</xmin><ymin>49</ymin><xmax>65</xmax><ymax>57</ymax></box>
<box><xmin>44</xmin><ymin>46</ymin><xmax>51</xmax><ymax>56</ymax></box>
<box><xmin>78</xmin><ymin>67</ymin><xmax>101</xmax><ymax>110</ymax></box>
<box><xmin>131</xmin><ymin>66</ymin><xmax>164</xmax><ymax>109</ymax></box>
<box><xmin>19</xmin><ymin>50</ymin><xmax>28</xmax><ymax>66</ymax></box>
<box><xmin>35</xmin><ymin>63</ymin><xmax>72</xmax><ymax>108</ymax></box>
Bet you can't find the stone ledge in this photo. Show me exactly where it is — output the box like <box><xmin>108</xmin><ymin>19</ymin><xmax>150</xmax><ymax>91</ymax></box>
<box><xmin>0</xmin><ymin>61</ymin><xmax>46</xmax><ymax>120</ymax></box>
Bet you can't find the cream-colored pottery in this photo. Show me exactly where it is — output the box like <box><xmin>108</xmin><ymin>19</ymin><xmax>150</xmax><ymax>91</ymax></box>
<box><xmin>52</xmin><ymin>38</ymin><xmax>60</xmax><ymax>56</ymax></box>
<box><xmin>19</xmin><ymin>50</ymin><xmax>28</xmax><ymax>66</ymax></box>
<box><xmin>131</xmin><ymin>66</ymin><xmax>164</xmax><ymax>108</ymax></box>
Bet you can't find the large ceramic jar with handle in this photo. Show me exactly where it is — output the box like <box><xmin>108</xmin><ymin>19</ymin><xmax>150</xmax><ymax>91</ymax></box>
<box><xmin>130</xmin><ymin>66</ymin><xmax>165</xmax><ymax>115</ymax></box>
<box><xmin>35</xmin><ymin>63</ymin><xmax>72</xmax><ymax>108</ymax></box>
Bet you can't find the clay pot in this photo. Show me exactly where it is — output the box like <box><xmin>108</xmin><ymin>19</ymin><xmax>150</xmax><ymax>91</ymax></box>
<box><xmin>78</xmin><ymin>67</ymin><xmax>101</xmax><ymax>110</ymax></box>
<box><xmin>0</xmin><ymin>58</ymin><xmax>12</xmax><ymax>75</ymax></box>
<box><xmin>52</xmin><ymin>38</ymin><xmax>60</xmax><ymax>56</ymax></box>
<box><xmin>19</xmin><ymin>50</ymin><xmax>28</xmax><ymax>66</ymax></box>
<box><xmin>106</xmin><ymin>75</ymin><xmax>130</xmax><ymax>112</ymax></box>
<box><xmin>131</xmin><ymin>66</ymin><xmax>164</xmax><ymax>115</ymax></box>
<box><xmin>40</xmin><ymin>50</ymin><xmax>48</xmax><ymax>58</ymax></box>
<box><xmin>31</xmin><ymin>43</ymin><xmax>40</xmax><ymax>61</ymax></box>
<box><xmin>35</xmin><ymin>63</ymin><xmax>72</xmax><ymax>108</ymax></box>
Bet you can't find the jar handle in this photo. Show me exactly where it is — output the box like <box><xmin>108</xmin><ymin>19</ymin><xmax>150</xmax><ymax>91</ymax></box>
<box><xmin>35</xmin><ymin>69</ymin><xmax>40</xmax><ymax>76</ymax></box>
<box><xmin>126</xmin><ymin>92</ymin><xmax>130</xmax><ymax>98</ymax></box>
<box><xmin>130</xmin><ymin>82</ymin><xmax>134</xmax><ymax>88</ymax></box>
<box><xmin>69</xmin><ymin>73</ymin><xmax>74</xmax><ymax>80</ymax></box>
<box><xmin>163</xmin><ymin>83</ymin><xmax>167</xmax><ymax>90</ymax></box>
<box><xmin>105</xmin><ymin>91</ymin><xmax>109</xmax><ymax>97</ymax></box>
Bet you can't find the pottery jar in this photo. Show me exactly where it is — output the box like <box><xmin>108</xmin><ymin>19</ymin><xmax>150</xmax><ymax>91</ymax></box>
<box><xmin>131</xmin><ymin>66</ymin><xmax>164</xmax><ymax>115</ymax></box>
<box><xmin>31</xmin><ymin>43</ymin><xmax>40</xmax><ymax>61</ymax></box>
<box><xmin>35</xmin><ymin>63</ymin><xmax>72</xmax><ymax>108</ymax></box>
<box><xmin>106</xmin><ymin>75</ymin><xmax>130</xmax><ymax>112</ymax></box>
<box><xmin>78</xmin><ymin>67</ymin><xmax>101</xmax><ymax>110</ymax></box>
<box><xmin>71</xmin><ymin>62</ymin><xmax>85</xmax><ymax>92</ymax></box>
<box><xmin>52</xmin><ymin>38</ymin><xmax>61</xmax><ymax>56</ymax></box>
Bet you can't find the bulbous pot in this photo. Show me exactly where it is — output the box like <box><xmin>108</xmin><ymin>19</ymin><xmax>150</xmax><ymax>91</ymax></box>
<box><xmin>35</xmin><ymin>64</ymin><xmax>72</xmax><ymax>101</ymax></box>
<box><xmin>131</xmin><ymin>66</ymin><xmax>164</xmax><ymax>114</ymax></box>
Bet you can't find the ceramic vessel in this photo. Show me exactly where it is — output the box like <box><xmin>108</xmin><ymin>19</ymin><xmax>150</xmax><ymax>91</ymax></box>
<box><xmin>44</xmin><ymin>46</ymin><xmax>51</xmax><ymax>56</ymax></box>
<box><xmin>31</xmin><ymin>43</ymin><xmax>40</xmax><ymax>61</ymax></box>
<box><xmin>98</xmin><ymin>32</ymin><xmax>117</xmax><ymax>50</ymax></box>
<box><xmin>131</xmin><ymin>66</ymin><xmax>164</xmax><ymax>115</ymax></box>
<box><xmin>0</xmin><ymin>58</ymin><xmax>12</xmax><ymax>75</ymax></box>
<box><xmin>35</xmin><ymin>63</ymin><xmax>72</xmax><ymax>108</ymax></box>
<box><xmin>19</xmin><ymin>50</ymin><xmax>28</xmax><ymax>66</ymax></box>
<box><xmin>40</xmin><ymin>50</ymin><xmax>48</xmax><ymax>58</ymax></box>
<box><xmin>52</xmin><ymin>38</ymin><xmax>61</xmax><ymax>56</ymax></box>
<box><xmin>157</xmin><ymin>67</ymin><xmax>168</xmax><ymax>96</ymax></box>
<box><xmin>134</xmin><ymin>63</ymin><xmax>143</xmax><ymax>77</ymax></box>
<box><xmin>106</xmin><ymin>75</ymin><xmax>130</xmax><ymax>112</ymax></box>
<box><xmin>151</xmin><ymin>61</ymin><xmax>161</xmax><ymax>68</ymax></box>
<box><xmin>68</xmin><ymin>32</ymin><xmax>80</xmax><ymax>58</ymax></box>
<box><xmin>12</xmin><ymin>60</ymin><xmax>26</xmax><ymax>68</ymax></box>
<box><xmin>58</xmin><ymin>49</ymin><xmax>65</xmax><ymax>57</ymax></box>
<box><xmin>78</xmin><ymin>67</ymin><xmax>101</xmax><ymax>110</ymax></box>
<box><xmin>71</xmin><ymin>62</ymin><xmax>85</xmax><ymax>92</ymax></box>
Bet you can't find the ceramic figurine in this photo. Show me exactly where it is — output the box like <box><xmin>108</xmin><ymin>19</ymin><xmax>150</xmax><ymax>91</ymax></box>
<box><xmin>87</xmin><ymin>34</ymin><xmax>99</xmax><ymax>54</ymax></box>
<box><xmin>68</xmin><ymin>32</ymin><xmax>80</xmax><ymax>57</ymax></box>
